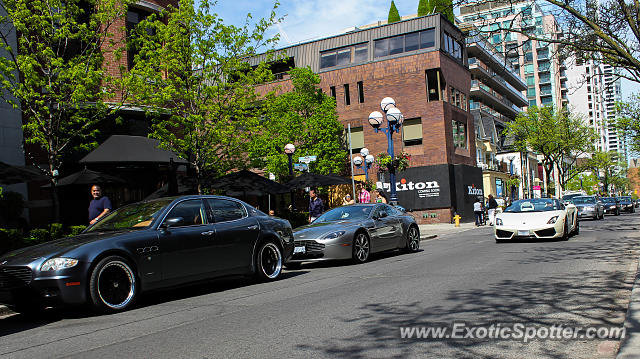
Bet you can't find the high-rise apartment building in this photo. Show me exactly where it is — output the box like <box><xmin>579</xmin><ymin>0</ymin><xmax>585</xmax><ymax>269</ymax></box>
<box><xmin>459</xmin><ymin>0</ymin><xmax>567</xmax><ymax>110</ymax></box>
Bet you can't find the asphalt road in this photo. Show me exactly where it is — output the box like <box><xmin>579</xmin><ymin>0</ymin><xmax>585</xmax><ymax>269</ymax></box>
<box><xmin>2</xmin><ymin>212</ymin><xmax>640</xmax><ymax>359</ymax></box>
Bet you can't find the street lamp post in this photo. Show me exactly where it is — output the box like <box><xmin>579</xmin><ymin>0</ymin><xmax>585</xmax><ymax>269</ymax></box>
<box><xmin>352</xmin><ymin>148</ymin><xmax>375</xmax><ymax>182</ymax></box>
<box><xmin>368</xmin><ymin>97</ymin><xmax>404</xmax><ymax>205</ymax></box>
<box><xmin>284</xmin><ymin>143</ymin><xmax>296</xmax><ymax>211</ymax></box>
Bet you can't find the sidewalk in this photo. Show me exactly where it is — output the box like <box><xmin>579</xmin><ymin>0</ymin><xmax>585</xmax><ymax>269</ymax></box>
<box><xmin>617</xmin><ymin>259</ymin><xmax>640</xmax><ymax>358</ymax></box>
<box><xmin>419</xmin><ymin>221</ymin><xmax>480</xmax><ymax>240</ymax></box>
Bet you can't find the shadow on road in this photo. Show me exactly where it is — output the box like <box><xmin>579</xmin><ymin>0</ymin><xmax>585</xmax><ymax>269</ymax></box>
<box><xmin>294</xmin><ymin>232</ymin><xmax>639</xmax><ymax>358</ymax></box>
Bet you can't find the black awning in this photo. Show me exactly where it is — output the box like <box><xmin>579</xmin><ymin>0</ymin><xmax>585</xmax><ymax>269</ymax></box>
<box><xmin>79</xmin><ymin>135</ymin><xmax>188</xmax><ymax>164</ymax></box>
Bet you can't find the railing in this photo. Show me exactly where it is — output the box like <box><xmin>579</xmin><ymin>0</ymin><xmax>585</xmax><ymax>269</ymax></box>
<box><xmin>465</xmin><ymin>35</ymin><xmax>521</xmax><ymax>80</ymax></box>
<box><xmin>469</xmin><ymin>57</ymin><xmax>526</xmax><ymax>101</ymax></box>
<box><xmin>471</xmin><ymin>79</ymin><xmax>520</xmax><ymax>111</ymax></box>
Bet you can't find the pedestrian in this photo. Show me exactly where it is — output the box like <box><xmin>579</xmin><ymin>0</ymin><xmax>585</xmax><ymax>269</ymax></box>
<box><xmin>474</xmin><ymin>197</ymin><xmax>483</xmax><ymax>226</ymax></box>
<box><xmin>308</xmin><ymin>188</ymin><xmax>324</xmax><ymax>223</ymax></box>
<box><xmin>374</xmin><ymin>189</ymin><xmax>388</xmax><ymax>203</ymax></box>
<box><xmin>89</xmin><ymin>184</ymin><xmax>112</xmax><ymax>225</ymax></box>
<box><xmin>342</xmin><ymin>194</ymin><xmax>355</xmax><ymax>205</ymax></box>
<box><xmin>358</xmin><ymin>184</ymin><xmax>371</xmax><ymax>204</ymax></box>
<box><xmin>487</xmin><ymin>194</ymin><xmax>498</xmax><ymax>226</ymax></box>
<box><xmin>268</xmin><ymin>209</ymin><xmax>275</xmax><ymax>216</ymax></box>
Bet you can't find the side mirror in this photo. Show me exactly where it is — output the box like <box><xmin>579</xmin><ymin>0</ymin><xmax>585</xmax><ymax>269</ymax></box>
<box><xmin>161</xmin><ymin>217</ymin><xmax>184</xmax><ymax>229</ymax></box>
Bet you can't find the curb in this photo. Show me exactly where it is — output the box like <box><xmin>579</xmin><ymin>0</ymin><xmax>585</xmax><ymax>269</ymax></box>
<box><xmin>420</xmin><ymin>234</ymin><xmax>437</xmax><ymax>241</ymax></box>
<box><xmin>617</xmin><ymin>257</ymin><xmax>640</xmax><ymax>358</ymax></box>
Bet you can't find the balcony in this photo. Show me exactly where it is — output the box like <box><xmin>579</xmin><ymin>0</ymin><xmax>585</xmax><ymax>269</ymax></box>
<box><xmin>468</xmin><ymin>57</ymin><xmax>528</xmax><ymax>107</ymax></box>
<box><xmin>466</xmin><ymin>36</ymin><xmax>527</xmax><ymax>91</ymax></box>
<box><xmin>471</xmin><ymin>79</ymin><xmax>522</xmax><ymax>119</ymax></box>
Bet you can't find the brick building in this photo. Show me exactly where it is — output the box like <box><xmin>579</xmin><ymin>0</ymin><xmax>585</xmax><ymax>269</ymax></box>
<box><xmin>253</xmin><ymin>14</ymin><xmax>483</xmax><ymax>223</ymax></box>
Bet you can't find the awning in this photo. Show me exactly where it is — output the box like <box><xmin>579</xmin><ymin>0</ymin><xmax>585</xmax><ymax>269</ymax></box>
<box><xmin>79</xmin><ymin>135</ymin><xmax>188</xmax><ymax>164</ymax></box>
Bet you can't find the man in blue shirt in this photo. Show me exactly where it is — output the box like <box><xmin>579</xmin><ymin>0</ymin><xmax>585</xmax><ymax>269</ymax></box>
<box><xmin>308</xmin><ymin>188</ymin><xmax>324</xmax><ymax>223</ymax></box>
<box><xmin>89</xmin><ymin>185</ymin><xmax>112</xmax><ymax>225</ymax></box>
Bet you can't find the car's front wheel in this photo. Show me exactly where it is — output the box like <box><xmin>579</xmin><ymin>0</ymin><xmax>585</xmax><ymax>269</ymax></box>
<box><xmin>572</xmin><ymin>217</ymin><xmax>580</xmax><ymax>235</ymax></box>
<box><xmin>560</xmin><ymin>218</ymin><xmax>569</xmax><ymax>241</ymax></box>
<box><xmin>403</xmin><ymin>225</ymin><xmax>420</xmax><ymax>253</ymax></box>
<box><xmin>255</xmin><ymin>241</ymin><xmax>283</xmax><ymax>281</ymax></box>
<box><xmin>89</xmin><ymin>256</ymin><xmax>137</xmax><ymax>313</ymax></box>
<box><xmin>352</xmin><ymin>232</ymin><xmax>370</xmax><ymax>264</ymax></box>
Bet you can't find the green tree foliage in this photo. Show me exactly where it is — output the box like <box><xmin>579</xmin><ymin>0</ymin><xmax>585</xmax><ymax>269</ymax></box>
<box><xmin>615</xmin><ymin>93</ymin><xmax>640</xmax><ymax>154</ymax></box>
<box><xmin>565</xmin><ymin>173</ymin><xmax>599</xmax><ymax>194</ymax></box>
<box><xmin>585</xmin><ymin>151</ymin><xmax>628</xmax><ymax>194</ymax></box>
<box><xmin>0</xmin><ymin>0</ymin><xmax>131</xmax><ymax>221</ymax></box>
<box><xmin>126</xmin><ymin>0</ymin><xmax>280</xmax><ymax>194</ymax></box>
<box><xmin>388</xmin><ymin>1</ymin><xmax>401</xmax><ymax>23</ymax></box>
<box><xmin>505</xmin><ymin>106</ymin><xmax>597</xmax><ymax>196</ymax></box>
<box><xmin>249</xmin><ymin>67</ymin><xmax>347</xmax><ymax>180</ymax></box>
<box><xmin>417</xmin><ymin>0</ymin><xmax>431</xmax><ymax>16</ymax></box>
<box><xmin>431</xmin><ymin>0</ymin><xmax>455</xmax><ymax>23</ymax></box>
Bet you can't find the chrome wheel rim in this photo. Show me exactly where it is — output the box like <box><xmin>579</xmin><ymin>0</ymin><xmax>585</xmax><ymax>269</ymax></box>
<box><xmin>259</xmin><ymin>243</ymin><xmax>282</xmax><ymax>279</ymax></box>
<box><xmin>408</xmin><ymin>227</ymin><xmax>420</xmax><ymax>251</ymax></box>
<box><xmin>97</xmin><ymin>261</ymin><xmax>135</xmax><ymax>310</ymax></box>
<box><xmin>354</xmin><ymin>234</ymin><xmax>369</xmax><ymax>262</ymax></box>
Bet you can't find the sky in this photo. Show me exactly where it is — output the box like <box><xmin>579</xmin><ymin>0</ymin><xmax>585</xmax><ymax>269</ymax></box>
<box><xmin>213</xmin><ymin>0</ymin><xmax>639</xmax><ymax>98</ymax></box>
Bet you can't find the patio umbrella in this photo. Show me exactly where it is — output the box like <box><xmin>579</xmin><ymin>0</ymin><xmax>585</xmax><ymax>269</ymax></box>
<box><xmin>209</xmin><ymin>170</ymin><xmax>289</xmax><ymax>196</ymax></box>
<box><xmin>0</xmin><ymin>161</ymin><xmax>48</xmax><ymax>185</ymax></box>
<box><xmin>284</xmin><ymin>172</ymin><xmax>349</xmax><ymax>189</ymax></box>
<box><xmin>42</xmin><ymin>168</ymin><xmax>126</xmax><ymax>187</ymax></box>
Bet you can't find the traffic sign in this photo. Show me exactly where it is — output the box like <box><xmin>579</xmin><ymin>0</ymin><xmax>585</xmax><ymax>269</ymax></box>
<box><xmin>294</xmin><ymin>163</ymin><xmax>308</xmax><ymax>171</ymax></box>
<box><xmin>298</xmin><ymin>156</ymin><xmax>317</xmax><ymax>164</ymax></box>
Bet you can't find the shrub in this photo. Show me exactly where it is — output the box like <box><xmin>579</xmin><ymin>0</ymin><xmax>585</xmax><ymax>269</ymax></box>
<box><xmin>68</xmin><ymin>225</ymin><xmax>87</xmax><ymax>236</ymax></box>
<box><xmin>0</xmin><ymin>228</ymin><xmax>23</xmax><ymax>254</ymax></box>
<box><xmin>28</xmin><ymin>228</ymin><xmax>50</xmax><ymax>245</ymax></box>
<box><xmin>50</xmin><ymin>223</ymin><xmax>64</xmax><ymax>240</ymax></box>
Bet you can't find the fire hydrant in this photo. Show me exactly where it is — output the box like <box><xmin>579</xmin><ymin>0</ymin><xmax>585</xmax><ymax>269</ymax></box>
<box><xmin>454</xmin><ymin>214</ymin><xmax>461</xmax><ymax>227</ymax></box>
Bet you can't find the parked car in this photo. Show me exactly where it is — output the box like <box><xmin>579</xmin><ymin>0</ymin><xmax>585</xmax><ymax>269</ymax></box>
<box><xmin>288</xmin><ymin>204</ymin><xmax>420</xmax><ymax>267</ymax></box>
<box><xmin>571</xmin><ymin>196</ymin><xmax>604</xmax><ymax>220</ymax></box>
<box><xmin>0</xmin><ymin>195</ymin><xmax>294</xmax><ymax>313</ymax></box>
<box><xmin>601</xmin><ymin>197</ymin><xmax>621</xmax><ymax>216</ymax></box>
<box><xmin>619</xmin><ymin>196</ymin><xmax>635</xmax><ymax>213</ymax></box>
<box><xmin>494</xmin><ymin>198</ymin><xmax>578</xmax><ymax>243</ymax></box>
<box><xmin>562</xmin><ymin>191</ymin><xmax>587</xmax><ymax>203</ymax></box>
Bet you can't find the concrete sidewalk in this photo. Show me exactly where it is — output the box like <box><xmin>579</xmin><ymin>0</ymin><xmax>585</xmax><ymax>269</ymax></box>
<box><xmin>419</xmin><ymin>221</ymin><xmax>480</xmax><ymax>240</ymax></box>
<box><xmin>617</xmin><ymin>259</ymin><xmax>640</xmax><ymax>358</ymax></box>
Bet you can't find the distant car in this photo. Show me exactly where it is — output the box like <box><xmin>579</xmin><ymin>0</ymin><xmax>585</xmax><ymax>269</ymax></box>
<box><xmin>619</xmin><ymin>196</ymin><xmax>635</xmax><ymax>213</ymax></box>
<box><xmin>601</xmin><ymin>197</ymin><xmax>621</xmax><ymax>216</ymax></box>
<box><xmin>562</xmin><ymin>192</ymin><xmax>587</xmax><ymax>203</ymax></box>
<box><xmin>289</xmin><ymin>204</ymin><xmax>420</xmax><ymax>266</ymax></box>
<box><xmin>0</xmin><ymin>196</ymin><xmax>294</xmax><ymax>313</ymax></box>
<box><xmin>571</xmin><ymin>196</ymin><xmax>604</xmax><ymax>220</ymax></box>
<box><xmin>494</xmin><ymin>198</ymin><xmax>578</xmax><ymax>243</ymax></box>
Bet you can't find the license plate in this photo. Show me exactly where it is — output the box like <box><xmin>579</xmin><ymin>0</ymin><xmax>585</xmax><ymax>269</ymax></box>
<box><xmin>294</xmin><ymin>246</ymin><xmax>306</xmax><ymax>254</ymax></box>
<box><xmin>518</xmin><ymin>230</ymin><xmax>529</xmax><ymax>236</ymax></box>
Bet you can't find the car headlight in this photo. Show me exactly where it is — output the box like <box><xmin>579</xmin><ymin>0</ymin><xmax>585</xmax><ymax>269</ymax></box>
<box><xmin>584</xmin><ymin>206</ymin><xmax>595</xmax><ymax>210</ymax></box>
<box><xmin>495</xmin><ymin>218</ymin><xmax>503</xmax><ymax>226</ymax></box>
<box><xmin>322</xmin><ymin>231</ymin><xmax>346</xmax><ymax>240</ymax></box>
<box><xmin>40</xmin><ymin>257</ymin><xmax>79</xmax><ymax>271</ymax></box>
<box><xmin>547</xmin><ymin>216</ymin><xmax>559</xmax><ymax>224</ymax></box>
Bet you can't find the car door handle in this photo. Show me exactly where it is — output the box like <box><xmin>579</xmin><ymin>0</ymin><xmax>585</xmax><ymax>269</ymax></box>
<box><xmin>201</xmin><ymin>230</ymin><xmax>215</xmax><ymax>236</ymax></box>
<box><xmin>247</xmin><ymin>225</ymin><xmax>258</xmax><ymax>230</ymax></box>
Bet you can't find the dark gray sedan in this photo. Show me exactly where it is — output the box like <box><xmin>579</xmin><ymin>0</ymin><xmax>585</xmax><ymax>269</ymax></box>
<box><xmin>0</xmin><ymin>195</ymin><xmax>294</xmax><ymax>314</ymax></box>
<box><xmin>288</xmin><ymin>204</ymin><xmax>420</xmax><ymax>267</ymax></box>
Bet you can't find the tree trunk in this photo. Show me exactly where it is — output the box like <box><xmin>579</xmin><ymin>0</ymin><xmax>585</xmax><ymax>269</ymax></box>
<box><xmin>49</xmin><ymin>177</ymin><xmax>60</xmax><ymax>223</ymax></box>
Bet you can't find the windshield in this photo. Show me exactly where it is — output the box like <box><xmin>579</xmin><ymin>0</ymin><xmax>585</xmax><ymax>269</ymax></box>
<box><xmin>504</xmin><ymin>199</ymin><xmax>561</xmax><ymax>213</ymax></box>
<box><xmin>602</xmin><ymin>197</ymin><xmax>617</xmax><ymax>203</ymax></box>
<box><xmin>314</xmin><ymin>205</ymin><xmax>373</xmax><ymax>222</ymax></box>
<box><xmin>620</xmin><ymin>196</ymin><xmax>632</xmax><ymax>202</ymax></box>
<box><xmin>87</xmin><ymin>199</ymin><xmax>173</xmax><ymax>232</ymax></box>
<box><xmin>572</xmin><ymin>197</ymin><xmax>596</xmax><ymax>204</ymax></box>
<box><xmin>562</xmin><ymin>194</ymin><xmax>583</xmax><ymax>200</ymax></box>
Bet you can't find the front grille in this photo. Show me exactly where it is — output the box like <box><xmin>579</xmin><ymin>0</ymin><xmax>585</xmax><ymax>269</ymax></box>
<box><xmin>0</xmin><ymin>266</ymin><xmax>32</xmax><ymax>289</ymax></box>
<box><xmin>294</xmin><ymin>240</ymin><xmax>325</xmax><ymax>252</ymax></box>
<box><xmin>535</xmin><ymin>228</ymin><xmax>557</xmax><ymax>237</ymax></box>
<box><xmin>496</xmin><ymin>229</ymin><xmax>513</xmax><ymax>238</ymax></box>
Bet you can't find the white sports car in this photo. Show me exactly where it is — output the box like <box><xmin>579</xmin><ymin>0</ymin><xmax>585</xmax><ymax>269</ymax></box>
<box><xmin>494</xmin><ymin>198</ymin><xmax>579</xmax><ymax>243</ymax></box>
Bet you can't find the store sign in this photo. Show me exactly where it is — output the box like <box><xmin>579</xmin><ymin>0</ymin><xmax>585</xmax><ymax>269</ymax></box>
<box><xmin>376</xmin><ymin>165</ymin><xmax>451</xmax><ymax>210</ymax></box>
<box><xmin>467</xmin><ymin>185</ymin><xmax>483</xmax><ymax>196</ymax></box>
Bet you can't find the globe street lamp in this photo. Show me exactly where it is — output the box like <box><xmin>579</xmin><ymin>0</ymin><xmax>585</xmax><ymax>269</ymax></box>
<box><xmin>368</xmin><ymin>97</ymin><xmax>403</xmax><ymax>204</ymax></box>
<box><xmin>284</xmin><ymin>143</ymin><xmax>296</xmax><ymax>211</ymax></box>
<box><xmin>352</xmin><ymin>147</ymin><xmax>375</xmax><ymax>182</ymax></box>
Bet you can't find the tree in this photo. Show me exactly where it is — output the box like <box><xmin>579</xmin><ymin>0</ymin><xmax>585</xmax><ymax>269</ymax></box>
<box><xmin>0</xmin><ymin>0</ymin><xmax>131</xmax><ymax>221</ymax></box>
<box><xmin>248</xmin><ymin>67</ymin><xmax>347</xmax><ymax>180</ymax></box>
<box><xmin>505</xmin><ymin>106</ymin><xmax>597</xmax><ymax>196</ymax></box>
<box><xmin>388</xmin><ymin>1</ymin><xmax>401</xmax><ymax>23</ymax></box>
<box><xmin>565</xmin><ymin>173</ymin><xmax>599</xmax><ymax>194</ymax></box>
<box><xmin>418</xmin><ymin>0</ymin><xmax>431</xmax><ymax>16</ymax></box>
<box><xmin>431</xmin><ymin>0</ymin><xmax>455</xmax><ymax>23</ymax></box>
<box><xmin>455</xmin><ymin>0</ymin><xmax>640</xmax><ymax>83</ymax></box>
<box><xmin>586</xmin><ymin>150</ymin><xmax>628</xmax><ymax>194</ymax></box>
<box><xmin>615</xmin><ymin>93</ymin><xmax>640</xmax><ymax>154</ymax></box>
<box><xmin>126</xmin><ymin>0</ymin><xmax>280</xmax><ymax>194</ymax></box>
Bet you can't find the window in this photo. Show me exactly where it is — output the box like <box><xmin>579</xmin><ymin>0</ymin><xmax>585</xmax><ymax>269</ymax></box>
<box><xmin>320</xmin><ymin>44</ymin><xmax>368</xmax><ymax>69</ymax></box>
<box><xmin>329</xmin><ymin>86</ymin><xmax>336</xmax><ymax>99</ymax></box>
<box><xmin>165</xmin><ymin>200</ymin><xmax>205</xmax><ymax>227</ymax></box>
<box><xmin>527</xmin><ymin>87</ymin><xmax>536</xmax><ymax>98</ymax></box>
<box><xmin>443</xmin><ymin>32</ymin><xmax>463</xmax><ymax>61</ymax></box>
<box><xmin>526</xmin><ymin>75</ymin><xmax>535</xmax><ymax>86</ymax></box>
<box><xmin>357</xmin><ymin>81</ymin><xmax>364</xmax><ymax>103</ymax></box>
<box><xmin>492</xmin><ymin>34</ymin><xmax>501</xmax><ymax>44</ymax></box>
<box><xmin>389</xmin><ymin>36</ymin><xmax>404</xmax><ymax>55</ymax></box>
<box><xmin>420</xmin><ymin>29</ymin><xmax>435</xmax><ymax>48</ymax></box>
<box><xmin>374</xmin><ymin>29</ymin><xmax>435</xmax><ymax>59</ymax></box>
<box><xmin>524</xmin><ymin>52</ymin><xmax>533</xmax><ymax>62</ymax></box>
<box><xmin>524</xmin><ymin>64</ymin><xmax>534</xmax><ymax>73</ymax></box>
<box><xmin>374</xmin><ymin>38</ymin><xmax>388</xmax><ymax>58</ymax></box>
<box><xmin>337</xmin><ymin>48</ymin><xmax>351</xmax><ymax>66</ymax></box>
<box><xmin>126</xmin><ymin>7</ymin><xmax>153</xmax><ymax>70</ymax></box>
<box><xmin>207</xmin><ymin>199</ymin><xmax>246</xmax><ymax>222</ymax></box>
<box><xmin>354</xmin><ymin>44</ymin><xmax>367</xmax><ymax>63</ymax></box>
<box><xmin>320</xmin><ymin>51</ymin><xmax>337</xmax><ymax>68</ymax></box>
<box><xmin>452</xmin><ymin>120</ymin><xmax>467</xmax><ymax>149</ymax></box>
<box><xmin>425</xmin><ymin>69</ymin><xmax>444</xmax><ymax>102</ymax></box>
<box><xmin>403</xmin><ymin>118</ymin><xmax>423</xmax><ymax>146</ymax></box>
<box><xmin>528</xmin><ymin>99</ymin><xmax>537</xmax><ymax>107</ymax></box>
<box><xmin>405</xmin><ymin>32</ymin><xmax>419</xmax><ymax>51</ymax></box>
<box><xmin>350</xmin><ymin>126</ymin><xmax>364</xmax><ymax>153</ymax></box>
<box><xmin>541</xmin><ymin>97</ymin><xmax>552</xmax><ymax>105</ymax></box>
<box><xmin>344</xmin><ymin>84</ymin><xmax>350</xmax><ymax>106</ymax></box>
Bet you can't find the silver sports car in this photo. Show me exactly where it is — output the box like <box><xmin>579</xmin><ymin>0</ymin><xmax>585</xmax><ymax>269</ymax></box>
<box><xmin>287</xmin><ymin>204</ymin><xmax>420</xmax><ymax>267</ymax></box>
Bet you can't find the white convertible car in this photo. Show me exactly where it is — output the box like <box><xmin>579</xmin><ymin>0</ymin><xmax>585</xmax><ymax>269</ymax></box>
<box><xmin>494</xmin><ymin>198</ymin><xmax>579</xmax><ymax>243</ymax></box>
